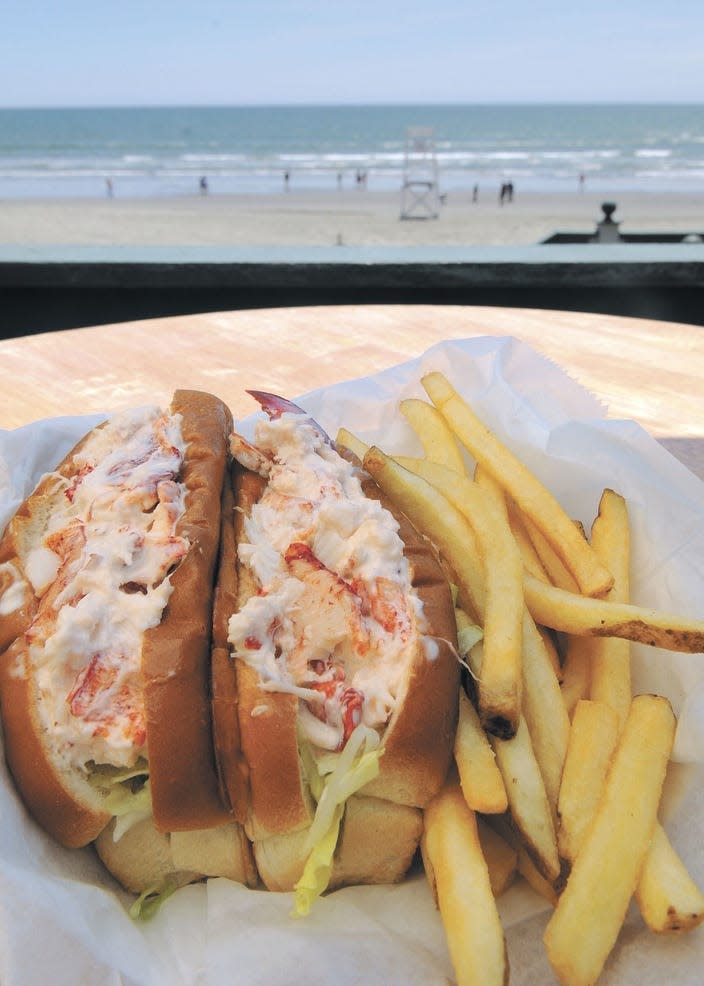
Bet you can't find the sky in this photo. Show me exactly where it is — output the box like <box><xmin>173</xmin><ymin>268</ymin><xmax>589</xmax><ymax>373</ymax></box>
<box><xmin>3</xmin><ymin>0</ymin><xmax>704</xmax><ymax>108</ymax></box>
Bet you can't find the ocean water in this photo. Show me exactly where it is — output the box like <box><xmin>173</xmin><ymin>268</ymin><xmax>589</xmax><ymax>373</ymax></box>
<box><xmin>0</xmin><ymin>103</ymin><xmax>703</xmax><ymax>199</ymax></box>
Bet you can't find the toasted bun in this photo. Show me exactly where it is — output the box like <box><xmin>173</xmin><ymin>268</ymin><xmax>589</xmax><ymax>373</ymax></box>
<box><xmin>228</xmin><ymin>440</ymin><xmax>459</xmax><ymax>864</ymax></box>
<box><xmin>354</xmin><ymin>476</ymin><xmax>459</xmax><ymax>807</ymax></box>
<box><xmin>0</xmin><ymin>391</ymin><xmax>231</xmax><ymax>847</ymax></box>
<box><xmin>211</xmin><ymin>461</ymin><xmax>249</xmax><ymax>824</ymax></box>
<box><xmin>254</xmin><ymin>794</ymin><xmax>423</xmax><ymax>892</ymax></box>
<box><xmin>0</xmin><ymin>637</ymin><xmax>111</xmax><ymax>848</ymax></box>
<box><xmin>231</xmin><ymin>467</ymin><xmax>315</xmax><ymax>841</ymax></box>
<box><xmin>0</xmin><ymin>422</ymin><xmax>122</xmax><ymax>847</ymax></box>
<box><xmin>95</xmin><ymin>816</ymin><xmax>258</xmax><ymax>895</ymax></box>
<box><xmin>145</xmin><ymin>389</ymin><xmax>233</xmax><ymax>832</ymax></box>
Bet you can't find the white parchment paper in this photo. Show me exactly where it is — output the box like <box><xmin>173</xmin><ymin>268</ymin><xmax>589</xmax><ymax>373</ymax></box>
<box><xmin>0</xmin><ymin>336</ymin><xmax>702</xmax><ymax>985</ymax></box>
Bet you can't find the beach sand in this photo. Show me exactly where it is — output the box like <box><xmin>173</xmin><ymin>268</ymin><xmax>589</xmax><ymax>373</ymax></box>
<box><xmin>0</xmin><ymin>187</ymin><xmax>703</xmax><ymax>248</ymax></box>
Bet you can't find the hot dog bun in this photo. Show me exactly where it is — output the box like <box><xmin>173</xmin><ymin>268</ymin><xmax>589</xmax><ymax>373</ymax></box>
<box><xmin>221</xmin><ymin>397</ymin><xmax>459</xmax><ymax>896</ymax></box>
<box><xmin>228</xmin><ymin>467</ymin><xmax>316</xmax><ymax>841</ymax></box>
<box><xmin>253</xmin><ymin>795</ymin><xmax>423</xmax><ymax>893</ymax></box>
<box><xmin>0</xmin><ymin>390</ymin><xmax>232</xmax><ymax>849</ymax></box>
<box><xmin>0</xmin><ymin>387</ymin><xmax>459</xmax><ymax>912</ymax></box>
<box><xmin>95</xmin><ymin>815</ymin><xmax>258</xmax><ymax>895</ymax></box>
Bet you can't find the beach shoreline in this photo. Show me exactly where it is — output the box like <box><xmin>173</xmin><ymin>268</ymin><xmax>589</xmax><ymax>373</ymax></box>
<box><xmin>0</xmin><ymin>187</ymin><xmax>702</xmax><ymax>248</ymax></box>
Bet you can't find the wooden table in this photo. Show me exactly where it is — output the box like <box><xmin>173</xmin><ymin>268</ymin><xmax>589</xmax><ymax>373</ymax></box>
<box><xmin>1</xmin><ymin>304</ymin><xmax>702</xmax><ymax>479</ymax></box>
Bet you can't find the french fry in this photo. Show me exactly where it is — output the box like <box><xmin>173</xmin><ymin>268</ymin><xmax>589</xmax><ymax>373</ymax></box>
<box><xmin>543</xmin><ymin>694</ymin><xmax>676</xmax><ymax>986</ymax></box>
<box><xmin>344</xmin><ymin>377</ymin><xmax>701</xmax><ymax>982</ymax></box>
<box><xmin>461</xmin><ymin>638</ymin><xmax>560</xmax><ymax>881</ymax></box>
<box><xmin>490</xmin><ymin>713</ymin><xmax>561</xmax><ymax>882</ymax></box>
<box><xmin>560</xmin><ymin>635</ymin><xmax>592</xmax><ymax>716</ymax></box>
<box><xmin>636</xmin><ymin>822</ymin><xmax>704</xmax><ymax>934</ymax></box>
<box><xmin>423</xmin><ymin>781</ymin><xmax>509</xmax><ymax>986</ymax></box>
<box><xmin>507</xmin><ymin>500</ymin><xmax>552</xmax><ymax>582</ymax></box>
<box><xmin>473</xmin><ymin>463</ymin><xmax>509</xmax><ymax>520</ymax></box>
<box><xmin>523</xmin><ymin>573</ymin><xmax>704</xmax><ymax>653</ymax></box>
<box><xmin>520</xmin><ymin>514</ymin><xmax>580</xmax><ymax>593</ymax></box>
<box><xmin>335</xmin><ymin>426</ymin><xmax>369</xmax><ymax>461</ymax></box>
<box><xmin>556</xmin><ymin>699</ymin><xmax>620</xmax><ymax>865</ymax></box>
<box><xmin>399</xmin><ymin>397</ymin><xmax>467</xmax><ymax>474</ymax></box>
<box><xmin>454</xmin><ymin>688</ymin><xmax>508</xmax><ymax>815</ymax></box>
<box><xmin>451</xmin><ymin>475</ymin><xmax>568</xmax><ymax>811</ymax></box>
<box><xmin>520</xmin><ymin>612</ymin><xmax>570</xmax><ymax>816</ymax></box>
<box><xmin>421</xmin><ymin>370</ymin><xmax>614</xmax><ymax>598</ymax></box>
<box><xmin>486</xmin><ymin>813</ymin><xmax>560</xmax><ymax>906</ymax></box>
<box><xmin>379</xmin><ymin>453</ymin><xmax>524</xmax><ymax>738</ymax></box>
<box><xmin>518</xmin><ymin>843</ymin><xmax>561</xmax><ymax>906</ymax></box>
<box><xmin>362</xmin><ymin>447</ymin><xmax>485</xmax><ymax>617</ymax></box>
<box><xmin>477</xmin><ymin>816</ymin><xmax>518</xmax><ymax>898</ymax></box>
<box><xmin>588</xmin><ymin>489</ymin><xmax>632</xmax><ymax>728</ymax></box>
<box><xmin>538</xmin><ymin>624</ymin><xmax>562</xmax><ymax>680</ymax></box>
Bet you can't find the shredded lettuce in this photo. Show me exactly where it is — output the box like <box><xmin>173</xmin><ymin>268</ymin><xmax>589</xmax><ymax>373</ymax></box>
<box><xmin>87</xmin><ymin>760</ymin><xmax>152</xmax><ymax>841</ymax></box>
<box><xmin>457</xmin><ymin>622</ymin><xmax>483</xmax><ymax>657</ymax></box>
<box><xmin>293</xmin><ymin>803</ymin><xmax>345</xmax><ymax>918</ymax></box>
<box><xmin>293</xmin><ymin>724</ymin><xmax>383</xmax><ymax>916</ymax></box>
<box><xmin>128</xmin><ymin>878</ymin><xmax>178</xmax><ymax>921</ymax></box>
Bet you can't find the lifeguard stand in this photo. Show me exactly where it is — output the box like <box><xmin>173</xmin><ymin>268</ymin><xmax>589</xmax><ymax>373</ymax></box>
<box><xmin>400</xmin><ymin>127</ymin><xmax>441</xmax><ymax>220</ymax></box>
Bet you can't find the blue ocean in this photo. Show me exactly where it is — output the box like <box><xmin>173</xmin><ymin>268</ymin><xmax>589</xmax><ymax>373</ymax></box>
<box><xmin>0</xmin><ymin>103</ymin><xmax>702</xmax><ymax>199</ymax></box>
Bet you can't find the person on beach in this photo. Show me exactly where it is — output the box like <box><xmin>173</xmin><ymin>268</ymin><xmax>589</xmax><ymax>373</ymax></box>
<box><xmin>105</xmin><ymin>178</ymin><xmax>113</xmax><ymax>198</ymax></box>
<box><xmin>284</xmin><ymin>170</ymin><xmax>290</xmax><ymax>191</ymax></box>
<box><xmin>199</xmin><ymin>176</ymin><xmax>208</xmax><ymax>195</ymax></box>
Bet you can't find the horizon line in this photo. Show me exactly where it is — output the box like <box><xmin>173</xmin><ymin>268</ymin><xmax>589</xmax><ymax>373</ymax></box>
<box><xmin>2</xmin><ymin>99</ymin><xmax>704</xmax><ymax>112</ymax></box>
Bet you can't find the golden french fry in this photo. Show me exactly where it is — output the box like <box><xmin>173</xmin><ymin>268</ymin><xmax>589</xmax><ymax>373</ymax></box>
<box><xmin>636</xmin><ymin>822</ymin><xmax>704</xmax><ymax>934</ymax></box>
<box><xmin>476</xmin><ymin>816</ymin><xmax>518</xmax><ymax>898</ymax></box>
<box><xmin>506</xmin><ymin>500</ymin><xmax>551</xmax><ymax>582</ymax></box>
<box><xmin>391</xmin><ymin>455</ymin><xmax>524</xmax><ymax>738</ymax></box>
<box><xmin>588</xmin><ymin>489</ymin><xmax>632</xmax><ymax>727</ymax></box>
<box><xmin>544</xmin><ymin>694</ymin><xmax>676</xmax><ymax>986</ymax></box>
<box><xmin>490</xmin><ymin>713</ymin><xmax>561</xmax><ymax>882</ymax></box>
<box><xmin>461</xmin><ymin>638</ymin><xmax>559</xmax><ymax>881</ymax></box>
<box><xmin>362</xmin><ymin>447</ymin><xmax>484</xmax><ymax>615</ymax></box>
<box><xmin>399</xmin><ymin>397</ymin><xmax>467</xmax><ymax>474</ymax></box>
<box><xmin>454</xmin><ymin>688</ymin><xmax>508</xmax><ymax>815</ymax></box>
<box><xmin>538</xmin><ymin>625</ymin><xmax>562</xmax><ymax>680</ymax></box>
<box><xmin>560</xmin><ymin>634</ymin><xmax>592</xmax><ymax>716</ymax></box>
<box><xmin>473</xmin><ymin>464</ymin><xmax>509</xmax><ymax>520</ymax></box>
<box><xmin>518</xmin><ymin>844</ymin><xmax>560</xmax><ymax>906</ymax></box>
<box><xmin>523</xmin><ymin>573</ymin><xmax>704</xmax><ymax>653</ymax></box>
<box><xmin>556</xmin><ymin>699</ymin><xmax>620</xmax><ymax>865</ymax></box>
<box><xmin>423</xmin><ymin>781</ymin><xmax>509</xmax><ymax>986</ymax></box>
<box><xmin>520</xmin><ymin>514</ymin><xmax>580</xmax><ymax>593</ymax></box>
<box><xmin>335</xmin><ymin>426</ymin><xmax>369</xmax><ymax>461</ymax></box>
<box><xmin>520</xmin><ymin>612</ymin><xmax>570</xmax><ymax>816</ymax></box>
<box><xmin>485</xmin><ymin>813</ymin><xmax>560</xmax><ymax>906</ymax></box>
<box><xmin>453</xmin><ymin>499</ymin><xmax>567</xmax><ymax>811</ymax></box>
<box><xmin>421</xmin><ymin>370</ymin><xmax>614</xmax><ymax>598</ymax></box>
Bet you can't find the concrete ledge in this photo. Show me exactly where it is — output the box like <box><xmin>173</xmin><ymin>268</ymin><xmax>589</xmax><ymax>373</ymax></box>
<box><xmin>2</xmin><ymin>243</ymin><xmax>704</xmax><ymax>338</ymax></box>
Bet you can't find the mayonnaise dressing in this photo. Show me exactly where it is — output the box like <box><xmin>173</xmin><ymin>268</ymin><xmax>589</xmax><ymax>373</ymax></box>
<box><xmin>228</xmin><ymin>412</ymin><xmax>425</xmax><ymax>751</ymax></box>
<box><xmin>27</xmin><ymin>407</ymin><xmax>188</xmax><ymax>772</ymax></box>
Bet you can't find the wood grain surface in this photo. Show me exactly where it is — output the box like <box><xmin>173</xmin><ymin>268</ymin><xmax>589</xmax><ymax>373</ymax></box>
<box><xmin>1</xmin><ymin>305</ymin><xmax>702</xmax><ymax>478</ymax></box>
